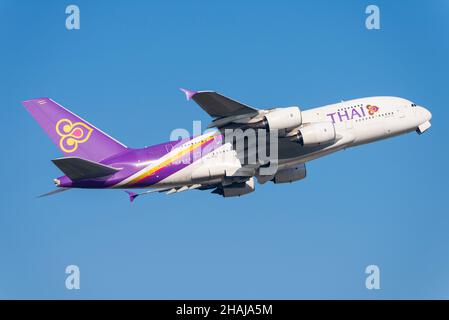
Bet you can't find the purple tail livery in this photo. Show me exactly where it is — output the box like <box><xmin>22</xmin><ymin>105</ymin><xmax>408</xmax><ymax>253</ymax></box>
<box><xmin>23</xmin><ymin>98</ymin><xmax>127</xmax><ymax>162</ymax></box>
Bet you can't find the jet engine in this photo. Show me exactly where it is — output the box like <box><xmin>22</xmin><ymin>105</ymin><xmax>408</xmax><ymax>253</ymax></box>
<box><xmin>264</xmin><ymin>107</ymin><xmax>302</xmax><ymax>130</ymax></box>
<box><xmin>212</xmin><ymin>178</ymin><xmax>255</xmax><ymax>197</ymax></box>
<box><xmin>250</xmin><ymin>107</ymin><xmax>302</xmax><ymax>131</ymax></box>
<box><xmin>293</xmin><ymin>122</ymin><xmax>336</xmax><ymax>146</ymax></box>
<box><xmin>272</xmin><ymin>164</ymin><xmax>307</xmax><ymax>184</ymax></box>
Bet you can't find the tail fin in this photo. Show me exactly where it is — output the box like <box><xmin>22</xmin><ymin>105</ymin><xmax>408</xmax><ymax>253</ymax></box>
<box><xmin>22</xmin><ymin>98</ymin><xmax>127</xmax><ymax>162</ymax></box>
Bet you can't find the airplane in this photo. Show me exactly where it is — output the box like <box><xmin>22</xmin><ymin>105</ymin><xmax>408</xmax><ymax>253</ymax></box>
<box><xmin>22</xmin><ymin>89</ymin><xmax>432</xmax><ymax>201</ymax></box>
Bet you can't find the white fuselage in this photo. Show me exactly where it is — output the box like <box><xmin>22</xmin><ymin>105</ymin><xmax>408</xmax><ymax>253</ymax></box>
<box><xmin>277</xmin><ymin>96</ymin><xmax>431</xmax><ymax>165</ymax></box>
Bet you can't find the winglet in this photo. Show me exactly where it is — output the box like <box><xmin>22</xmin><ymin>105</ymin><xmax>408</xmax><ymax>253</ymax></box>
<box><xmin>125</xmin><ymin>191</ymin><xmax>138</xmax><ymax>203</ymax></box>
<box><xmin>180</xmin><ymin>88</ymin><xmax>197</xmax><ymax>101</ymax></box>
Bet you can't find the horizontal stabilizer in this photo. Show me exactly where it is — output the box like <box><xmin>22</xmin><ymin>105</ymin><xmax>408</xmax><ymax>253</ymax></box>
<box><xmin>52</xmin><ymin>157</ymin><xmax>120</xmax><ymax>180</ymax></box>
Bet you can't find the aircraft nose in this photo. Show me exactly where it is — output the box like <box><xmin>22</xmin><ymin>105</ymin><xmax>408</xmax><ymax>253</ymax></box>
<box><xmin>422</xmin><ymin>107</ymin><xmax>432</xmax><ymax>122</ymax></box>
<box><xmin>417</xmin><ymin>106</ymin><xmax>432</xmax><ymax>122</ymax></box>
<box><xmin>415</xmin><ymin>106</ymin><xmax>432</xmax><ymax>134</ymax></box>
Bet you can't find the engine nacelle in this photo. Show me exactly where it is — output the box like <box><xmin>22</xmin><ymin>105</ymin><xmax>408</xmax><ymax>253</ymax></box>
<box><xmin>264</xmin><ymin>107</ymin><xmax>302</xmax><ymax>131</ymax></box>
<box><xmin>272</xmin><ymin>164</ymin><xmax>307</xmax><ymax>184</ymax></box>
<box><xmin>215</xmin><ymin>178</ymin><xmax>255</xmax><ymax>197</ymax></box>
<box><xmin>295</xmin><ymin>122</ymin><xmax>336</xmax><ymax>146</ymax></box>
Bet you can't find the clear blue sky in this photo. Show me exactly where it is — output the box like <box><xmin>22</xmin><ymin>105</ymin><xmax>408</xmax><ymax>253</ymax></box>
<box><xmin>0</xmin><ymin>0</ymin><xmax>448</xmax><ymax>299</ymax></box>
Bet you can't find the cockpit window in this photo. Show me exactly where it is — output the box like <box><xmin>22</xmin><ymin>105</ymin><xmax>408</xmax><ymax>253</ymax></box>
<box><xmin>411</xmin><ymin>103</ymin><xmax>417</xmax><ymax>107</ymax></box>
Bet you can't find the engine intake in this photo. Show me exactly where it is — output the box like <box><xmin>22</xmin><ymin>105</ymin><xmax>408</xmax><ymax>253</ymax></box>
<box><xmin>294</xmin><ymin>122</ymin><xmax>336</xmax><ymax>146</ymax></box>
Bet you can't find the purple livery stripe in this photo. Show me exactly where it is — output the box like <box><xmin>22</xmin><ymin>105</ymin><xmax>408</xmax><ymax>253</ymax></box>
<box><xmin>123</xmin><ymin>133</ymin><xmax>222</xmax><ymax>188</ymax></box>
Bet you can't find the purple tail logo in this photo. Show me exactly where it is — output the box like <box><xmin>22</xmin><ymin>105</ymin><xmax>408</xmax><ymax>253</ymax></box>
<box><xmin>56</xmin><ymin>118</ymin><xmax>93</xmax><ymax>153</ymax></box>
<box><xmin>366</xmin><ymin>105</ymin><xmax>379</xmax><ymax>115</ymax></box>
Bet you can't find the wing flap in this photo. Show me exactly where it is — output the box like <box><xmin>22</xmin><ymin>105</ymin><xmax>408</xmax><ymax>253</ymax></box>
<box><xmin>52</xmin><ymin>157</ymin><xmax>121</xmax><ymax>180</ymax></box>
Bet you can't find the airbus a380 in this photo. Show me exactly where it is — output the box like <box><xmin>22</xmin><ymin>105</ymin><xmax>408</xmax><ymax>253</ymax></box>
<box><xmin>23</xmin><ymin>89</ymin><xmax>432</xmax><ymax>200</ymax></box>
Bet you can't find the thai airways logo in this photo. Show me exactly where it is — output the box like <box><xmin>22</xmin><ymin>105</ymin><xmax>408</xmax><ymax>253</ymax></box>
<box><xmin>366</xmin><ymin>105</ymin><xmax>379</xmax><ymax>115</ymax></box>
<box><xmin>326</xmin><ymin>104</ymin><xmax>381</xmax><ymax>123</ymax></box>
<box><xmin>56</xmin><ymin>118</ymin><xmax>93</xmax><ymax>153</ymax></box>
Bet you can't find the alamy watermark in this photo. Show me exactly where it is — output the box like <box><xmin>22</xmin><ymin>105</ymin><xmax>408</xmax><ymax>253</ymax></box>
<box><xmin>169</xmin><ymin>121</ymin><xmax>279</xmax><ymax>176</ymax></box>
<box><xmin>365</xmin><ymin>5</ymin><xmax>380</xmax><ymax>30</ymax></box>
<box><xmin>65</xmin><ymin>264</ymin><xmax>80</xmax><ymax>290</ymax></box>
<box><xmin>365</xmin><ymin>264</ymin><xmax>381</xmax><ymax>290</ymax></box>
<box><xmin>66</xmin><ymin>5</ymin><xmax>80</xmax><ymax>30</ymax></box>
